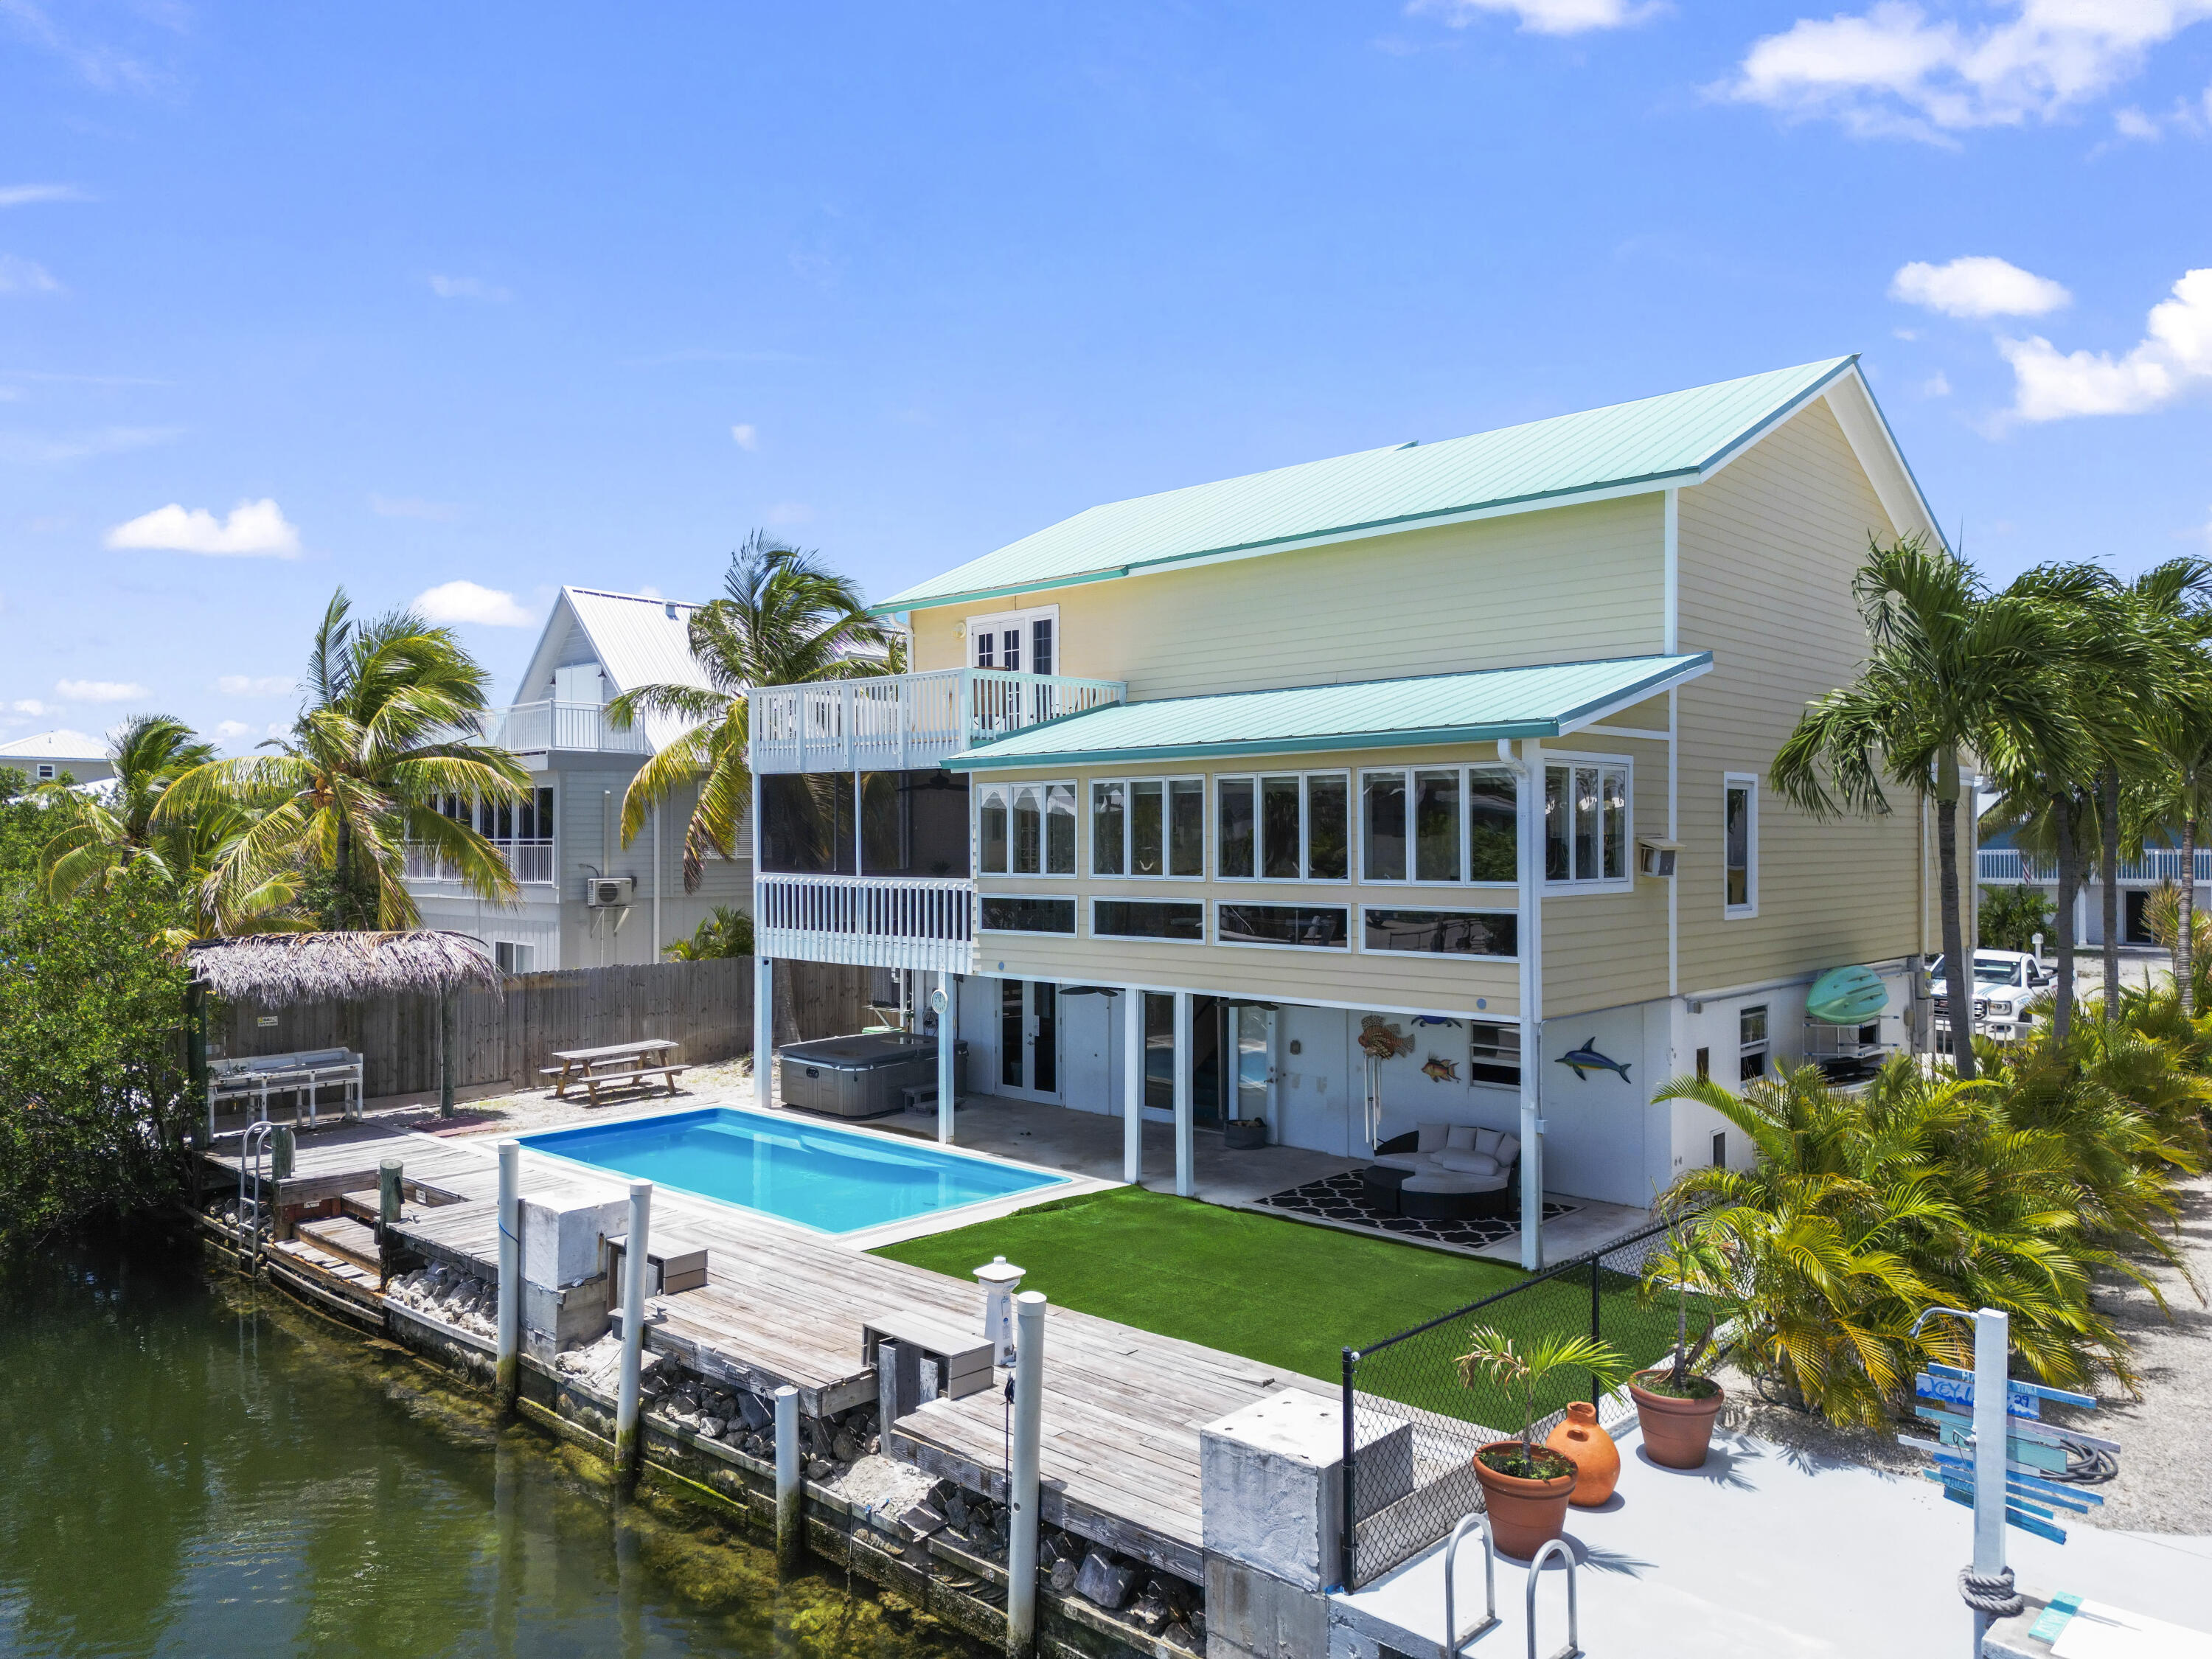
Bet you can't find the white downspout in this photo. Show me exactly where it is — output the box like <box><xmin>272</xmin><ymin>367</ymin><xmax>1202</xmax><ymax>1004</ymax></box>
<box><xmin>1663</xmin><ymin>487</ymin><xmax>1679</xmax><ymax>1001</ymax></box>
<box><xmin>652</xmin><ymin>803</ymin><xmax>662</xmax><ymax>960</ymax></box>
<box><xmin>1501</xmin><ymin>737</ymin><xmax>1545</xmax><ymax>1271</ymax></box>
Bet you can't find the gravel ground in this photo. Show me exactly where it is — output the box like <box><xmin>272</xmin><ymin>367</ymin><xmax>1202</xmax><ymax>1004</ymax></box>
<box><xmin>1710</xmin><ymin>1171</ymin><xmax>2212</xmax><ymax>1534</ymax></box>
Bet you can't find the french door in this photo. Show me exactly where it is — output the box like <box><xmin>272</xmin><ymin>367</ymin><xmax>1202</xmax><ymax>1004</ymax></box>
<box><xmin>998</xmin><ymin>979</ymin><xmax>1060</xmax><ymax>1101</ymax></box>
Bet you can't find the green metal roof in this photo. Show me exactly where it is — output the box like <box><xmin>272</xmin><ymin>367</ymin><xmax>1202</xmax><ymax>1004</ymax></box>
<box><xmin>877</xmin><ymin>358</ymin><xmax>1857</xmax><ymax>615</ymax></box>
<box><xmin>944</xmin><ymin>653</ymin><xmax>1713</xmax><ymax>771</ymax></box>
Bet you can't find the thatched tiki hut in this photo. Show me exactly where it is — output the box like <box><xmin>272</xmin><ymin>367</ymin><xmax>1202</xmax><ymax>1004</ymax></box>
<box><xmin>187</xmin><ymin>932</ymin><xmax>501</xmax><ymax>1124</ymax></box>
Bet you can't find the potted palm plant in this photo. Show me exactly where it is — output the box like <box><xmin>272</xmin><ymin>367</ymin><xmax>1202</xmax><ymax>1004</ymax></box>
<box><xmin>1455</xmin><ymin>1328</ymin><xmax>1630</xmax><ymax>1557</ymax></box>
<box><xmin>1630</xmin><ymin>1200</ymin><xmax>1726</xmax><ymax>1468</ymax></box>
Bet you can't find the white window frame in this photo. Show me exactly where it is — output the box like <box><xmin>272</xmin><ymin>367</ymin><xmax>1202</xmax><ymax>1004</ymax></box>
<box><xmin>1723</xmin><ymin>772</ymin><xmax>1759</xmax><ymax>919</ymax></box>
<box><xmin>975</xmin><ymin>779</ymin><xmax>1079</xmax><ymax>878</ymax></box>
<box><xmin>1540</xmin><ymin>753</ymin><xmax>1635</xmax><ymax>894</ymax></box>
<box><xmin>1088</xmin><ymin>775</ymin><xmax>1206</xmax><ymax>880</ymax></box>
<box><xmin>34</xmin><ymin>763</ymin><xmax>56</xmax><ymax>781</ymax></box>
<box><xmin>1089</xmin><ymin>895</ymin><xmax>1208</xmax><ymax>945</ymax></box>
<box><xmin>1214</xmin><ymin>768</ymin><xmax>1352</xmax><ymax>885</ymax></box>
<box><xmin>1355</xmin><ymin>903</ymin><xmax>1520</xmax><ymax>960</ymax></box>
<box><xmin>494</xmin><ymin>941</ymin><xmax>534</xmax><ymax>974</ymax></box>
<box><xmin>1356</xmin><ymin>762</ymin><xmax>1521</xmax><ymax>888</ymax></box>
<box><xmin>1739</xmin><ymin>1004</ymin><xmax>1770</xmax><ymax>1082</ymax></box>
<box><xmin>977</xmin><ymin>893</ymin><xmax>1079</xmax><ymax>936</ymax></box>
<box><xmin>1213</xmin><ymin>900</ymin><xmax>1353</xmax><ymax>953</ymax></box>
<box><xmin>965</xmin><ymin>604</ymin><xmax>1060</xmax><ymax>677</ymax></box>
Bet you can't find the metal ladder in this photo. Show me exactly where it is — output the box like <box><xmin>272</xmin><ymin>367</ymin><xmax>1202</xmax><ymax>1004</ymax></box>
<box><xmin>236</xmin><ymin>1121</ymin><xmax>278</xmax><ymax>1269</ymax></box>
<box><xmin>1444</xmin><ymin>1514</ymin><xmax>1498</xmax><ymax>1655</ymax></box>
<box><xmin>1525</xmin><ymin>1537</ymin><xmax>1580</xmax><ymax>1659</ymax></box>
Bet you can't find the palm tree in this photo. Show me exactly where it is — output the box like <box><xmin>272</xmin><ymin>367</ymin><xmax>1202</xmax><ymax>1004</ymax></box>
<box><xmin>2135</xmin><ymin>666</ymin><xmax>2212</xmax><ymax>1015</ymax></box>
<box><xmin>160</xmin><ymin>589</ymin><xmax>529</xmax><ymax>930</ymax></box>
<box><xmin>607</xmin><ymin>533</ymin><xmax>891</xmax><ymax>1040</ymax></box>
<box><xmin>1773</xmin><ymin>536</ymin><xmax>2085</xmax><ymax>1079</ymax></box>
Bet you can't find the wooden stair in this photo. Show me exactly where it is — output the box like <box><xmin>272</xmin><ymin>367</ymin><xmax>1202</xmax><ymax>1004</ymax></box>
<box><xmin>296</xmin><ymin>1214</ymin><xmax>383</xmax><ymax>1273</ymax></box>
<box><xmin>267</xmin><ymin>1234</ymin><xmax>386</xmax><ymax>1319</ymax></box>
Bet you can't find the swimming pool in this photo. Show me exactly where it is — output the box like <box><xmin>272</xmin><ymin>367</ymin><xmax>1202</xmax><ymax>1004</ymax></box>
<box><xmin>520</xmin><ymin>1107</ymin><xmax>1068</xmax><ymax>1234</ymax></box>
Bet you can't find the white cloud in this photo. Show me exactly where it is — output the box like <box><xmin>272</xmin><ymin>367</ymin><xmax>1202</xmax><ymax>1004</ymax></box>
<box><xmin>1891</xmin><ymin>256</ymin><xmax>2070</xmax><ymax>318</ymax></box>
<box><xmin>105</xmin><ymin>498</ymin><xmax>301</xmax><ymax>557</ymax></box>
<box><xmin>1407</xmin><ymin>0</ymin><xmax>1657</xmax><ymax>31</ymax></box>
<box><xmin>0</xmin><ymin>254</ymin><xmax>61</xmax><ymax>294</ymax></box>
<box><xmin>215</xmin><ymin>675</ymin><xmax>294</xmax><ymax>698</ymax></box>
<box><xmin>2114</xmin><ymin>104</ymin><xmax>2162</xmax><ymax>136</ymax></box>
<box><xmin>428</xmin><ymin>274</ymin><xmax>512</xmax><ymax>302</ymax></box>
<box><xmin>2000</xmin><ymin>266</ymin><xmax>2212</xmax><ymax>421</ymax></box>
<box><xmin>10</xmin><ymin>698</ymin><xmax>52</xmax><ymax>716</ymax></box>
<box><xmin>215</xmin><ymin>719</ymin><xmax>251</xmax><ymax>740</ymax></box>
<box><xmin>730</xmin><ymin>423</ymin><xmax>759</xmax><ymax>451</ymax></box>
<box><xmin>1726</xmin><ymin>0</ymin><xmax>2212</xmax><ymax>139</ymax></box>
<box><xmin>0</xmin><ymin>184</ymin><xmax>88</xmax><ymax>208</ymax></box>
<box><xmin>57</xmin><ymin>678</ymin><xmax>147</xmax><ymax>703</ymax></box>
<box><xmin>369</xmin><ymin>493</ymin><xmax>461</xmax><ymax>521</ymax></box>
<box><xmin>766</xmin><ymin>501</ymin><xmax>815</xmax><ymax>526</ymax></box>
<box><xmin>1921</xmin><ymin>371</ymin><xmax>1952</xmax><ymax>397</ymax></box>
<box><xmin>412</xmin><ymin>579</ymin><xmax>536</xmax><ymax>628</ymax></box>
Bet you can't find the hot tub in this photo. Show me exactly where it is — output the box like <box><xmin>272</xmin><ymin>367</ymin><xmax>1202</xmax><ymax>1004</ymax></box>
<box><xmin>777</xmin><ymin>1032</ymin><xmax>966</xmax><ymax>1119</ymax></box>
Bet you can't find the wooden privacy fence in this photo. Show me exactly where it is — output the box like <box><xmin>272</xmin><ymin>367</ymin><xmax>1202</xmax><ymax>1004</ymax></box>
<box><xmin>209</xmin><ymin>957</ymin><xmax>876</xmax><ymax>1099</ymax></box>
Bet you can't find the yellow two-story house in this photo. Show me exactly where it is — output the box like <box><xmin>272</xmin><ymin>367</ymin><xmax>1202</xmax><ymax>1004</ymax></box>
<box><xmin>748</xmin><ymin>357</ymin><xmax>1941</xmax><ymax>1266</ymax></box>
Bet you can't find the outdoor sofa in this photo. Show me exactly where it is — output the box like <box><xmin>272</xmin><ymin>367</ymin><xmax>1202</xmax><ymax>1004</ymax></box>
<box><xmin>1363</xmin><ymin>1124</ymin><xmax>1520</xmax><ymax>1220</ymax></box>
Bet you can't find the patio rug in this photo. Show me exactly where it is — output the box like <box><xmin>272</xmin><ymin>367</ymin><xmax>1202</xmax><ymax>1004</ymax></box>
<box><xmin>1251</xmin><ymin>1172</ymin><xmax>1576</xmax><ymax>1250</ymax></box>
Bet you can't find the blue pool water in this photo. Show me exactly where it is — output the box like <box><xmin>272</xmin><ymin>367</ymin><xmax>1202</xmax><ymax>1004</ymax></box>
<box><xmin>521</xmin><ymin>1107</ymin><xmax>1067</xmax><ymax>1234</ymax></box>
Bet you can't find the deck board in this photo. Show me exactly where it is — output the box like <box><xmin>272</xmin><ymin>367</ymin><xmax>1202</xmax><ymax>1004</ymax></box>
<box><xmin>201</xmin><ymin>1116</ymin><xmax>1323</xmax><ymax>1576</ymax></box>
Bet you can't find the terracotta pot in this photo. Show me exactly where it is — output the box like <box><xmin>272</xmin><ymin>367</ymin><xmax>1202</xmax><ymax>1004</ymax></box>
<box><xmin>1470</xmin><ymin>1441</ymin><xmax>1578</xmax><ymax>1557</ymax></box>
<box><xmin>1544</xmin><ymin>1402</ymin><xmax>1620</xmax><ymax>1506</ymax></box>
<box><xmin>1629</xmin><ymin>1371</ymin><xmax>1726</xmax><ymax>1470</ymax></box>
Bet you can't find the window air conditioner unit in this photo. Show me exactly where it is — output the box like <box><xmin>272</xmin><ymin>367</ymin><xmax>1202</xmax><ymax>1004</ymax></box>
<box><xmin>1637</xmin><ymin>838</ymin><xmax>1680</xmax><ymax>878</ymax></box>
<box><xmin>584</xmin><ymin>875</ymin><xmax>636</xmax><ymax>908</ymax></box>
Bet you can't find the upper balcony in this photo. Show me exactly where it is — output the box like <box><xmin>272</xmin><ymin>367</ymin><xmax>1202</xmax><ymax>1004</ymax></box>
<box><xmin>473</xmin><ymin>699</ymin><xmax>653</xmax><ymax>757</ymax></box>
<box><xmin>748</xmin><ymin>667</ymin><xmax>1125</xmax><ymax>774</ymax></box>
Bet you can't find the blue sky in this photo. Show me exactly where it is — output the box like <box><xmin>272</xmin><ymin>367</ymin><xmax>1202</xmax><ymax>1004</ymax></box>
<box><xmin>4</xmin><ymin>0</ymin><xmax>2211</xmax><ymax>751</ymax></box>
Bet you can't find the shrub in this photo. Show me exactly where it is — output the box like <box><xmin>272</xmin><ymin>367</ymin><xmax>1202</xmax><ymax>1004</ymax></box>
<box><xmin>1978</xmin><ymin>883</ymin><xmax>2053</xmax><ymax>953</ymax></box>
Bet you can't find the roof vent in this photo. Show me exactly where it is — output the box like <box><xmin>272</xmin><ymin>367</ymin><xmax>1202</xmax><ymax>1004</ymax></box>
<box><xmin>1397</xmin><ymin>439</ymin><xmax>1419</xmax><ymax>449</ymax></box>
<box><xmin>664</xmin><ymin>602</ymin><xmax>678</xmax><ymax>619</ymax></box>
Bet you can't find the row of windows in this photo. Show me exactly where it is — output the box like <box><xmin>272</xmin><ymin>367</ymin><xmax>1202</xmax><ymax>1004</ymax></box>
<box><xmin>434</xmin><ymin>788</ymin><xmax>558</xmax><ymax>842</ymax></box>
<box><xmin>974</xmin><ymin>762</ymin><xmax>1634</xmax><ymax>890</ymax></box>
<box><xmin>978</xmin><ymin>894</ymin><xmax>1521</xmax><ymax>957</ymax></box>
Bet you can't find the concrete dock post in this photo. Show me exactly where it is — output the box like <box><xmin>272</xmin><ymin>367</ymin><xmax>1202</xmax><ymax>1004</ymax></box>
<box><xmin>773</xmin><ymin>1384</ymin><xmax>801</xmax><ymax>1576</ymax></box>
<box><xmin>495</xmin><ymin>1139</ymin><xmax>521</xmax><ymax>1413</ymax></box>
<box><xmin>613</xmin><ymin>1180</ymin><xmax>653</xmax><ymax>1488</ymax></box>
<box><xmin>1006</xmin><ymin>1290</ymin><xmax>1047</xmax><ymax>1657</ymax></box>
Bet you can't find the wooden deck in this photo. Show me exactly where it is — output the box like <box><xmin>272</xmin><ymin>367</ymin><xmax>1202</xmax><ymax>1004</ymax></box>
<box><xmin>199</xmin><ymin>1118</ymin><xmax>1324</xmax><ymax>1579</ymax></box>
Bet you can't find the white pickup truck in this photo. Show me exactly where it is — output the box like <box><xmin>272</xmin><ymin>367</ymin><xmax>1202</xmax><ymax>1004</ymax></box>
<box><xmin>1927</xmin><ymin>950</ymin><xmax>2057</xmax><ymax>1043</ymax></box>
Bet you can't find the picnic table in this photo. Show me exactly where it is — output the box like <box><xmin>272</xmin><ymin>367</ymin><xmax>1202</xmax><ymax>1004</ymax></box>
<box><xmin>541</xmin><ymin>1039</ymin><xmax>688</xmax><ymax>1106</ymax></box>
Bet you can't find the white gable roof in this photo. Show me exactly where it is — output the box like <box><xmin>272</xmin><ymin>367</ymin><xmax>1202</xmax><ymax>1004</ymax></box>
<box><xmin>510</xmin><ymin>586</ymin><xmax>714</xmax><ymax>752</ymax></box>
<box><xmin>0</xmin><ymin>728</ymin><xmax>107</xmax><ymax>763</ymax></box>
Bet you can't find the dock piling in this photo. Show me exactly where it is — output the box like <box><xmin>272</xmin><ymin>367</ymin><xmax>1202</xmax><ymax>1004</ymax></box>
<box><xmin>495</xmin><ymin>1139</ymin><xmax>520</xmax><ymax>1413</ymax></box>
<box><xmin>613</xmin><ymin>1180</ymin><xmax>653</xmax><ymax>1489</ymax></box>
<box><xmin>773</xmin><ymin>1384</ymin><xmax>801</xmax><ymax>1576</ymax></box>
<box><xmin>271</xmin><ymin>1124</ymin><xmax>295</xmax><ymax>1183</ymax></box>
<box><xmin>1007</xmin><ymin>1290</ymin><xmax>1047</xmax><ymax>1658</ymax></box>
<box><xmin>378</xmin><ymin>1159</ymin><xmax>403</xmax><ymax>1234</ymax></box>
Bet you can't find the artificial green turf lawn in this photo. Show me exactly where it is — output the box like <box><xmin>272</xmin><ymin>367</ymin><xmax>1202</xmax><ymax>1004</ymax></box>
<box><xmin>869</xmin><ymin>1186</ymin><xmax>1531</xmax><ymax>1385</ymax></box>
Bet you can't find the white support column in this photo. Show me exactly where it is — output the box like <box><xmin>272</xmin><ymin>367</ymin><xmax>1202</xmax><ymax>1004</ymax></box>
<box><xmin>613</xmin><ymin>1179</ymin><xmax>653</xmax><ymax>1487</ymax></box>
<box><xmin>1513</xmin><ymin>738</ymin><xmax>1546</xmax><ymax>1271</ymax></box>
<box><xmin>1122</xmin><ymin>987</ymin><xmax>1144</xmax><ymax>1185</ymax></box>
<box><xmin>495</xmin><ymin>1138</ymin><xmax>521</xmax><ymax>1412</ymax></box>
<box><xmin>1172</xmin><ymin>990</ymin><xmax>1194</xmax><ymax>1198</ymax></box>
<box><xmin>1971</xmin><ymin>1307</ymin><xmax>2010</xmax><ymax>1648</ymax></box>
<box><xmin>936</xmin><ymin>972</ymin><xmax>959</xmax><ymax>1144</ymax></box>
<box><xmin>1006</xmin><ymin>1290</ymin><xmax>1047</xmax><ymax>1658</ymax></box>
<box><xmin>754</xmin><ymin>953</ymin><xmax>776</xmax><ymax>1109</ymax></box>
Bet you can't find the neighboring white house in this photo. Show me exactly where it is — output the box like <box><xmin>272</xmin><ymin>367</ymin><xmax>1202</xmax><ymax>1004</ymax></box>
<box><xmin>0</xmin><ymin>729</ymin><xmax>113</xmax><ymax>787</ymax></box>
<box><xmin>403</xmin><ymin>585</ymin><xmax>752</xmax><ymax>971</ymax></box>
<box><xmin>1979</xmin><ymin>829</ymin><xmax>2205</xmax><ymax>948</ymax></box>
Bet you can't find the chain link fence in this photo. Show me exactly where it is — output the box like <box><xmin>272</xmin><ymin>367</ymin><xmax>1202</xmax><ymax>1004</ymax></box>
<box><xmin>1338</xmin><ymin>1215</ymin><xmax>1690</xmax><ymax>1587</ymax></box>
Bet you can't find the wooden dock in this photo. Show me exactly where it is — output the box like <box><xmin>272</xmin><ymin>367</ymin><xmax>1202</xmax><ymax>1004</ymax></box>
<box><xmin>199</xmin><ymin>1119</ymin><xmax>1324</xmax><ymax>1579</ymax></box>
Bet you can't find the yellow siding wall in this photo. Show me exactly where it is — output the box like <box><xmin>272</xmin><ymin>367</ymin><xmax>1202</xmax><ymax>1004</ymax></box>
<box><xmin>908</xmin><ymin>493</ymin><xmax>1666</xmax><ymax>697</ymax></box>
<box><xmin>1674</xmin><ymin>394</ymin><xmax>1920</xmax><ymax>993</ymax></box>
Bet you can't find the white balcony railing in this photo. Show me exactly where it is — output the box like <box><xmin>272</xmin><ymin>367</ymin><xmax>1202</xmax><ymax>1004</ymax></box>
<box><xmin>1980</xmin><ymin>847</ymin><xmax>2212</xmax><ymax>885</ymax></box>
<box><xmin>748</xmin><ymin>668</ymin><xmax>1125</xmax><ymax>774</ymax></box>
<box><xmin>476</xmin><ymin>700</ymin><xmax>652</xmax><ymax>756</ymax></box>
<box><xmin>405</xmin><ymin>840</ymin><xmax>556</xmax><ymax>886</ymax></box>
<box><xmin>755</xmin><ymin>873</ymin><xmax>975</xmax><ymax>973</ymax></box>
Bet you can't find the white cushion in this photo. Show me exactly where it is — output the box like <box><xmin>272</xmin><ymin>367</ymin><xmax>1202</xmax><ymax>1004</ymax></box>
<box><xmin>1402</xmin><ymin>1171</ymin><xmax>1509</xmax><ymax>1194</ymax></box>
<box><xmin>1445</xmin><ymin>1124</ymin><xmax>1479</xmax><ymax>1150</ymax></box>
<box><xmin>1373</xmin><ymin>1153</ymin><xmax>1430</xmax><ymax>1174</ymax></box>
<box><xmin>1495</xmin><ymin>1133</ymin><xmax>1520</xmax><ymax>1166</ymax></box>
<box><xmin>1416</xmin><ymin>1122</ymin><xmax>1450</xmax><ymax>1152</ymax></box>
<box><xmin>1434</xmin><ymin>1150</ymin><xmax>1500</xmax><ymax>1175</ymax></box>
<box><xmin>1472</xmin><ymin>1127</ymin><xmax>1503</xmax><ymax>1158</ymax></box>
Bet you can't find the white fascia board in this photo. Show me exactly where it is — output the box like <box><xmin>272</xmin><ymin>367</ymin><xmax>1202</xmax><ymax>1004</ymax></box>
<box><xmin>1554</xmin><ymin>660</ymin><xmax>1712</xmax><ymax>734</ymax></box>
<box><xmin>1819</xmin><ymin>368</ymin><xmax>1946</xmax><ymax>548</ymax></box>
<box><xmin>511</xmin><ymin>588</ymin><xmax>585</xmax><ymax>706</ymax></box>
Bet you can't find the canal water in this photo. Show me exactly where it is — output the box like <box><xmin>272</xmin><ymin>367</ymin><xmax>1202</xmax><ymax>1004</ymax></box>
<box><xmin>0</xmin><ymin>1231</ymin><xmax>975</xmax><ymax>1659</ymax></box>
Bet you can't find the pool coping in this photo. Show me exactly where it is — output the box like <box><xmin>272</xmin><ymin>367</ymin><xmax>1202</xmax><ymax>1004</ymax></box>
<box><xmin>505</xmin><ymin>1100</ymin><xmax>1121</xmax><ymax>1251</ymax></box>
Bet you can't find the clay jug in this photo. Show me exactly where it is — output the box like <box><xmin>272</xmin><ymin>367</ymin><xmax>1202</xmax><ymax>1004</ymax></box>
<box><xmin>1544</xmin><ymin>1402</ymin><xmax>1620</xmax><ymax>1506</ymax></box>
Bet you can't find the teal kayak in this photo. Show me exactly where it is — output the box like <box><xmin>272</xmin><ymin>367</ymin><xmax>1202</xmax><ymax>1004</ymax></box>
<box><xmin>1807</xmin><ymin>964</ymin><xmax>1891</xmax><ymax>1025</ymax></box>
